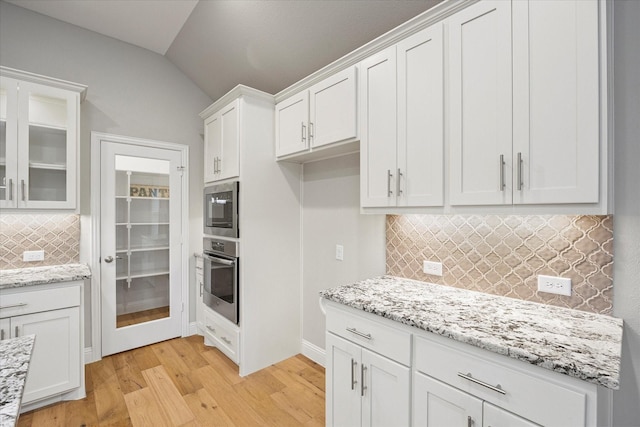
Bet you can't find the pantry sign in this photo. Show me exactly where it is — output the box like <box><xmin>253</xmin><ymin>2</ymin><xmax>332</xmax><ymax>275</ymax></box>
<box><xmin>130</xmin><ymin>184</ymin><xmax>169</xmax><ymax>198</ymax></box>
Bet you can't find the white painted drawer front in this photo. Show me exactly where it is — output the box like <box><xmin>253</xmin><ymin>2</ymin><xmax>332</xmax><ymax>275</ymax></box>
<box><xmin>326</xmin><ymin>304</ymin><xmax>411</xmax><ymax>366</ymax></box>
<box><xmin>203</xmin><ymin>307</ymin><xmax>239</xmax><ymax>363</ymax></box>
<box><xmin>0</xmin><ymin>283</ymin><xmax>81</xmax><ymax>318</ymax></box>
<box><xmin>414</xmin><ymin>334</ymin><xmax>588</xmax><ymax>427</ymax></box>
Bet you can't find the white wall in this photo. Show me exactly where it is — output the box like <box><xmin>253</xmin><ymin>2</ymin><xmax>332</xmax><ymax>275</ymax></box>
<box><xmin>302</xmin><ymin>153</ymin><xmax>385</xmax><ymax>362</ymax></box>
<box><xmin>0</xmin><ymin>1</ymin><xmax>212</xmax><ymax>346</ymax></box>
<box><xmin>612</xmin><ymin>1</ymin><xmax>640</xmax><ymax>425</ymax></box>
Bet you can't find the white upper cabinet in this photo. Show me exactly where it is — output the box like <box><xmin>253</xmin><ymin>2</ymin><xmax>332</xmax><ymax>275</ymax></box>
<box><xmin>204</xmin><ymin>99</ymin><xmax>239</xmax><ymax>183</ymax></box>
<box><xmin>396</xmin><ymin>23</ymin><xmax>444</xmax><ymax>207</ymax></box>
<box><xmin>448</xmin><ymin>0</ymin><xmax>513</xmax><ymax>206</ymax></box>
<box><xmin>449</xmin><ymin>0</ymin><xmax>603</xmax><ymax>208</ymax></box>
<box><xmin>361</xmin><ymin>24</ymin><xmax>445</xmax><ymax>209</ymax></box>
<box><xmin>275</xmin><ymin>66</ymin><xmax>358</xmax><ymax>162</ymax></box>
<box><xmin>360</xmin><ymin>47</ymin><xmax>397</xmax><ymax>208</ymax></box>
<box><xmin>512</xmin><ymin>0</ymin><xmax>600</xmax><ymax>205</ymax></box>
<box><xmin>0</xmin><ymin>69</ymin><xmax>85</xmax><ymax>210</ymax></box>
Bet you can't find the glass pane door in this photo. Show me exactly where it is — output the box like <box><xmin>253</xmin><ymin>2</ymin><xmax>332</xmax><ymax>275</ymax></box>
<box><xmin>101</xmin><ymin>140</ymin><xmax>182</xmax><ymax>357</ymax></box>
<box><xmin>114</xmin><ymin>157</ymin><xmax>171</xmax><ymax>329</ymax></box>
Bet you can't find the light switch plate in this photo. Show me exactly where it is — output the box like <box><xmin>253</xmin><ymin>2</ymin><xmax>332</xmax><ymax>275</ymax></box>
<box><xmin>335</xmin><ymin>244</ymin><xmax>344</xmax><ymax>261</ymax></box>
<box><xmin>23</xmin><ymin>250</ymin><xmax>45</xmax><ymax>262</ymax></box>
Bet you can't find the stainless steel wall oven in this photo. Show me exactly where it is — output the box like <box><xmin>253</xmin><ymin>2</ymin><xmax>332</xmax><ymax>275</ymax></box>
<box><xmin>202</xmin><ymin>238</ymin><xmax>239</xmax><ymax>324</ymax></box>
<box><xmin>203</xmin><ymin>181</ymin><xmax>239</xmax><ymax>238</ymax></box>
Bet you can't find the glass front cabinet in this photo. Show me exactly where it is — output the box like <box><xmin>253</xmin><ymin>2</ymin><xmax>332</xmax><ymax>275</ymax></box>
<box><xmin>0</xmin><ymin>67</ymin><xmax>86</xmax><ymax>210</ymax></box>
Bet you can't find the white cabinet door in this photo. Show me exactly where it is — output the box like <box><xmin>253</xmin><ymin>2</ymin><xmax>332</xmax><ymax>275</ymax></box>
<box><xmin>326</xmin><ymin>333</ymin><xmax>362</xmax><ymax>427</ymax></box>
<box><xmin>397</xmin><ymin>23</ymin><xmax>444</xmax><ymax>207</ymax></box>
<box><xmin>512</xmin><ymin>0</ymin><xmax>600</xmax><ymax>205</ymax></box>
<box><xmin>360</xmin><ymin>46</ymin><xmax>397</xmax><ymax>208</ymax></box>
<box><xmin>484</xmin><ymin>402</ymin><xmax>540</xmax><ymax>427</ymax></box>
<box><xmin>219</xmin><ymin>99</ymin><xmax>240</xmax><ymax>181</ymax></box>
<box><xmin>448</xmin><ymin>0</ymin><xmax>512</xmax><ymax>206</ymax></box>
<box><xmin>309</xmin><ymin>67</ymin><xmax>357</xmax><ymax>149</ymax></box>
<box><xmin>13</xmin><ymin>307</ymin><xmax>81</xmax><ymax>404</ymax></box>
<box><xmin>275</xmin><ymin>91</ymin><xmax>309</xmax><ymax>157</ymax></box>
<box><xmin>204</xmin><ymin>113</ymin><xmax>221</xmax><ymax>183</ymax></box>
<box><xmin>413</xmin><ymin>372</ymin><xmax>483</xmax><ymax>427</ymax></box>
<box><xmin>204</xmin><ymin>99</ymin><xmax>240</xmax><ymax>183</ymax></box>
<box><xmin>195</xmin><ymin>257</ymin><xmax>204</xmax><ymax>332</ymax></box>
<box><xmin>0</xmin><ymin>77</ymin><xmax>18</xmax><ymax>209</ymax></box>
<box><xmin>361</xmin><ymin>348</ymin><xmax>410</xmax><ymax>427</ymax></box>
<box><xmin>0</xmin><ymin>317</ymin><xmax>10</xmax><ymax>341</ymax></box>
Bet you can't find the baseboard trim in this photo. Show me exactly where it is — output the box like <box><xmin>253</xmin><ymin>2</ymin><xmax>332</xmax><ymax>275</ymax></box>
<box><xmin>301</xmin><ymin>339</ymin><xmax>325</xmax><ymax>367</ymax></box>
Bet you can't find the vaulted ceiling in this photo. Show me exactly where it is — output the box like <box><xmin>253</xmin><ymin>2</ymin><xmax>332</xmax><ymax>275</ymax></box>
<box><xmin>5</xmin><ymin>0</ymin><xmax>441</xmax><ymax>100</ymax></box>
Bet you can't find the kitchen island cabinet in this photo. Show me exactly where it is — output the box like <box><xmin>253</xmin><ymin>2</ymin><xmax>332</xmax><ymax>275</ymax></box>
<box><xmin>321</xmin><ymin>276</ymin><xmax>622</xmax><ymax>427</ymax></box>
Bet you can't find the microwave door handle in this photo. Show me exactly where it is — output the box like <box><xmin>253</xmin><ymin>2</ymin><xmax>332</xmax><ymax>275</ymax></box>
<box><xmin>205</xmin><ymin>255</ymin><xmax>236</xmax><ymax>266</ymax></box>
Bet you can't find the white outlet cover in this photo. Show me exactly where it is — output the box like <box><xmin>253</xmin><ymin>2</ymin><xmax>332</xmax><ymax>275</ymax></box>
<box><xmin>23</xmin><ymin>250</ymin><xmax>45</xmax><ymax>262</ymax></box>
<box><xmin>423</xmin><ymin>260</ymin><xmax>443</xmax><ymax>277</ymax></box>
<box><xmin>537</xmin><ymin>275</ymin><xmax>571</xmax><ymax>296</ymax></box>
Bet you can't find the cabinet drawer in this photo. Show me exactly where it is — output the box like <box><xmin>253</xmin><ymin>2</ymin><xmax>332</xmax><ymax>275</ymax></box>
<box><xmin>0</xmin><ymin>283</ymin><xmax>81</xmax><ymax>318</ymax></box>
<box><xmin>414</xmin><ymin>334</ymin><xmax>589</xmax><ymax>427</ymax></box>
<box><xmin>203</xmin><ymin>307</ymin><xmax>239</xmax><ymax>364</ymax></box>
<box><xmin>326</xmin><ymin>303</ymin><xmax>411</xmax><ymax>366</ymax></box>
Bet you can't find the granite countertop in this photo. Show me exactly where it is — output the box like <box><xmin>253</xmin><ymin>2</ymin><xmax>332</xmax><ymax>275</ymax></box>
<box><xmin>0</xmin><ymin>264</ymin><xmax>91</xmax><ymax>290</ymax></box>
<box><xmin>320</xmin><ymin>275</ymin><xmax>623</xmax><ymax>390</ymax></box>
<box><xmin>0</xmin><ymin>335</ymin><xmax>35</xmax><ymax>427</ymax></box>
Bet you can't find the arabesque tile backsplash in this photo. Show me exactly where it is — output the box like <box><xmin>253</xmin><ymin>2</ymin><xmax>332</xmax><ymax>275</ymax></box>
<box><xmin>387</xmin><ymin>215</ymin><xmax>613</xmax><ymax>315</ymax></box>
<box><xmin>0</xmin><ymin>214</ymin><xmax>80</xmax><ymax>269</ymax></box>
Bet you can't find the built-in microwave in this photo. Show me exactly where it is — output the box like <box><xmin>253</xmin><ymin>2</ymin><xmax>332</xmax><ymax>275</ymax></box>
<box><xmin>204</xmin><ymin>181</ymin><xmax>238</xmax><ymax>238</ymax></box>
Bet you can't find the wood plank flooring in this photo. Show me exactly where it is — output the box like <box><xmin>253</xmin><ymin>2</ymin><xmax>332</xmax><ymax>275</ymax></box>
<box><xmin>116</xmin><ymin>306</ymin><xmax>170</xmax><ymax>328</ymax></box>
<box><xmin>17</xmin><ymin>335</ymin><xmax>325</xmax><ymax>427</ymax></box>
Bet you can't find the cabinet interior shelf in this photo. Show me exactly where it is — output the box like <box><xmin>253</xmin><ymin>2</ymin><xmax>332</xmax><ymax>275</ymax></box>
<box><xmin>116</xmin><ymin>247</ymin><xmax>169</xmax><ymax>254</ymax></box>
<box><xmin>29</xmin><ymin>162</ymin><xmax>67</xmax><ymax>171</ymax></box>
<box><xmin>116</xmin><ymin>270</ymin><xmax>170</xmax><ymax>281</ymax></box>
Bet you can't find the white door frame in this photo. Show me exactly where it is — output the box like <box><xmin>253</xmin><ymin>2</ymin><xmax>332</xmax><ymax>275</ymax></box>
<box><xmin>90</xmin><ymin>131</ymin><xmax>189</xmax><ymax>361</ymax></box>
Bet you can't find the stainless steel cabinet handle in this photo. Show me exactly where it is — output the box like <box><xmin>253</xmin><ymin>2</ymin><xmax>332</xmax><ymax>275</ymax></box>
<box><xmin>346</xmin><ymin>327</ymin><xmax>372</xmax><ymax>340</ymax></box>
<box><xmin>8</xmin><ymin>178</ymin><xmax>13</xmax><ymax>201</ymax></box>
<box><xmin>1</xmin><ymin>329</ymin><xmax>5</xmax><ymax>340</ymax></box>
<box><xmin>397</xmin><ymin>168</ymin><xmax>403</xmax><ymax>196</ymax></box>
<box><xmin>361</xmin><ymin>364</ymin><xmax>367</xmax><ymax>396</ymax></box>
<box><xmin>0</xmin><ymin>302</ymin><xmax>27</xmax><ymax>310</ymax></box>
<box><xmin>458</xmin><ymin>372</ymin><xmax>506</xmax><ymax>395</ymax></box>
<box><xmin>516</xmin><ymin>152</ymin><xmax>523</xmax><ymax>191</ymax></box>
<box><xmin>199</xmin><ymin>281</ymin><xmax>203</xmax><ymax>297</ymax></box>
<box><xmin>468</xmin><ymin>416</ymin><xmax>473</xmax><ymax>427</ymax></box>
<box><xmin>217</xmin><ymin>157</ymin><xmax>221</xmax><ymax>174</ymax></box>
<box><xmin>21</xmin><ymin>179</ymin><xmax>25</xmax><ymax>201</ymax></box>
<box><xmin>213</xmin><ymin>157</ymin><xmax>217</xmax><ymax>174</ymax></box>
<box><xmin>15</xmin><ymin>326</ymin><xmax>19</xmax><ymax>337</ymax></box>
<box><xmin>499</xmin><ymin>155</ymin><xmax>505</xmax><ymax>191</ymax></box>
<box><xmin>221</xmin><ymin>336</ymin><xmax>232</xmax><ymax>345</ymax></box>
<box><xmin>309</xmin><ymin>122</ymin><xmax>314</xmax><ymax>142</ymax></box>
<box><xmin>206</xmin><ymin>325</ymin><xmax>216</xmax><ymax>334</ymax></box>
<box><xmin>301</xmin><ymin>122</ymin><xmax>307</xmax><ymax>143</ymax></box>
<box><xmin>104</xmin><ymin>256</ymin><xmax>114</xmax><ymax>263</ymax></box>
<box><xmin>351</xmin><ymin>358</ymin><xmax>358</xmax><ymax>390</ymax></box>
<box><xmin>387</xmin><ymin>170</ymin><xmax>393</xmax><ymax>197</ymax></box>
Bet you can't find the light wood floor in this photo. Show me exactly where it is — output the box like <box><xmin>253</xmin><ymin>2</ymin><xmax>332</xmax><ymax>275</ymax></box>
<box><xmin>116</xmin><ymin>306</ymin><xmax>170</xmax><ymax>328</ymax></box>
<box><xmin>17</xmin><ymin>335</ymin><xmax>325</xmax><ymax>427</ymax></box>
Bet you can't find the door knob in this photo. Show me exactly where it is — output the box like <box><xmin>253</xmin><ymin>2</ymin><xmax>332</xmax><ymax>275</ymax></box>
<box><xmin>104</xmin><ymin>256</ymin><xmax>114</xmax><ymax>263</ymax></box>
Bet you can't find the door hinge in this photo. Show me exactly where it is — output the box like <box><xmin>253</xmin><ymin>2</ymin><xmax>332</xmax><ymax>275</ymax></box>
<box><xmin>177</xmin><ymin>165</ymin><xmax>186</xmax><ymax>176</ymax></box>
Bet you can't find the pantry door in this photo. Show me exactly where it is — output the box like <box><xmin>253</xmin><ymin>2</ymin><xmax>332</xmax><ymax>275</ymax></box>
<box><xmin>100</xmin><ymin>140</ymin><xmax>184</xmax><ymax>356</ymax></box>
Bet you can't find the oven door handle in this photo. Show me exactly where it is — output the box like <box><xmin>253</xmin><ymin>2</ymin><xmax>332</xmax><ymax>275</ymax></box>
<box><xmin>204</xmin><ymin>254</ymin><xmax>236</xmax><ymax>266</ymax></box>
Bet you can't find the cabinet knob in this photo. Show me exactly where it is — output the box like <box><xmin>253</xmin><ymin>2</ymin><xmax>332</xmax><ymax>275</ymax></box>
<box><xmin>104</xmin><ymin>256</ymin><xmax>114</xmax><ymax>263</ymax></box>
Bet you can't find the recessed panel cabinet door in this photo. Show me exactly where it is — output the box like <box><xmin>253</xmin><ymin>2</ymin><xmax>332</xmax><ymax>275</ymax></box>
<box><xmin>275</xmin><ymin>91</ymin><xmax>309</xmax><ymax>157</ymax></box>
<box><xmin>326</xmin><ymin>333</ymin><xmax>362</xmax><ymax>427</ymax></box>
<box><xmin>413</xmin><ymin>372</ymin><xmax>483</xmax><ymax>427</ymax></box>
<box><xmin>512</xmin><ymin>0</ymin><xmax>600</xmax><ymax>204</ymax></box>
<box><xmin>448</xmin><ymin>1</ymin><xmax>513</xmax><ymax>206</ymax></box>
<box><xmin>204</xmin><ymin>113</ymin><xmax>221</xmax><ymax>183</ymax></box>
<box><xmin>361</xmin><ymin>348</ymin><xmax>410</xmax><ymax>427</ymax></box>
<box><xmin>484</xmin><ymin>402</ymin><xmax>540</xmax><ymax>427</ymax></box>
<box><xmin>360</xmin><ymin>46</ymin><xmax>397</xmax><ymax>208</ymax></box>
<box><xmin>397</xmin><ymin>23</ymin><xmax>444</xmax><ymax>207</ymax></box>
<box><xmin>219</xmin><ymin>100</ymin><xmax>239</xmax><ymax>180</ymax></box>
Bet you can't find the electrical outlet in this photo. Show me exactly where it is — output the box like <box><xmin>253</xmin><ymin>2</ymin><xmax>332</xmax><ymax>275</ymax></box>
<box><xmin>23</xmin><ymin>250</ymin><xmax>45</xmax><ymax>262</ymax></box>
<box><xmin>335</xmin><ymin>244</ymin><xmax>344</xmax><ymax>261</ymax></box>
<box><xmin>537</xmin><ymin>275</ymin><xmax>571</xmax><ymax>296</ymax></box>
<box><xmin>423</xmin><ymin>260</ymin><xmax>443</xmax><ymax>276</ymax></box>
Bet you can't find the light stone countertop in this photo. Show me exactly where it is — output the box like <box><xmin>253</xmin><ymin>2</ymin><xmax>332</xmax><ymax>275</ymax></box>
<box><xmin>320</xmin><ymin>275</ymin><xmax>623</xmax><ymax>390</ymax></box>
<box><xmin>0</xmin><ymin>335</ymin><xmax>35</xmax><ymax>427</ymax></box>
<box><xmin>0</xmin><ymin>264</ymin><xmax>91</xmax><ymax>290</ymax></box>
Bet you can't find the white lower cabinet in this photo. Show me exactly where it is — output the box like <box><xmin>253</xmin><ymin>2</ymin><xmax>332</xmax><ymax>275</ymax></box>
<box><xmin>195</xmin><ymin>255</ymin><xmax>204</xmax><ymax>332</ymax></box>
<box><xmin>202</xmin><ymin>304</ymin><xmax>240</xmax><ymax>364</ymax></box>
<box><xmin>326</xmin><ymin>303</ymin><xmax>411</xmax><ymax>427</ymax></box>
<box><xmin>0</xmin><ymin>281</ymin><xmax>84</xmax><ymax>409</ymax></box>
<box><xmin>325</xmin><ymin>300</ymin><xmax>607</xmax><ymax>427</ymax></box>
